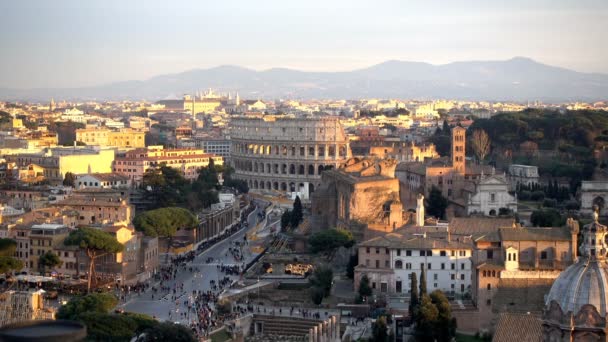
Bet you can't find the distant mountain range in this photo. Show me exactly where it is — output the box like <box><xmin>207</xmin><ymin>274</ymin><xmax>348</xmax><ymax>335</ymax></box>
<box><xmin>1</xmin><ymin>57</ymin><xmax>607</xmax><ymax>102</ymax></box>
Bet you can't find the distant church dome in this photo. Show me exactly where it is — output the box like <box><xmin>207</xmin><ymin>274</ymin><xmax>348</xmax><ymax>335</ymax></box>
<box><xmin>543</xmin><ymin>208</ymin><xmax>608</xmax><ymax>341</ymax></box>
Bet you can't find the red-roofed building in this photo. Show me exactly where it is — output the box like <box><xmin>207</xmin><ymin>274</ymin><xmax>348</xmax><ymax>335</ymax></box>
<box><xmin>113</xmin><ymin>146</ymin><xmax>223</xmax><ymax>184</ymax></box>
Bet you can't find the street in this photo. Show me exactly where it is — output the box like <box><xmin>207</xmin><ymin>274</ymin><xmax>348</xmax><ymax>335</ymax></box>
<box><xmin>120</xmin><ymin>202</ymin><xmax>264</xmax><ymax>323</ymax></box>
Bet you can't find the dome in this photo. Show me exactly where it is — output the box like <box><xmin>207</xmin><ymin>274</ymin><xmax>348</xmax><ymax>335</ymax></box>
<box><xmin>543</xmin><ymin>211</ymin><xmax>608</xmax><ymax>340</ymax></box>
<box><xmin>545</xmin><ymin>259</ymin><xmax>608</xmax><ymax>316</ymax></box>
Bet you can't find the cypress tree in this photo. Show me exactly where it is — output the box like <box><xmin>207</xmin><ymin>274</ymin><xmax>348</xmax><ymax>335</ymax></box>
<box><xmin>291</xmin><ymin>196</ymin><xmax>303</xmax><ymax>228</ymax></box>
<box><xmin>420</xmin><ymin>265</ymin><xmax>427</xmax><ymax>298</ymax></box>
<box><xmin>409</xmin><ymin>272</ymin><xmax>419</xmax><ymax>320</ymax></box>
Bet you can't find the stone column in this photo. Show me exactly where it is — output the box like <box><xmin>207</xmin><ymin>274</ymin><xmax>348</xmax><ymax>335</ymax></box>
<box><xmin>334</xmin><ymin>144</ymin><xmax>339</xmax><ymax>160</ymax></box>
<box><xmin>317</xmin><ymin>323</ymin><xmax>323</xmax><ymax>342</ymax></box>
<box><xmin>310</xmin><ymin>327</ymin><xmax>316</xmax><ymax>342</ymax></box>
<box><xmin>332</xmin><ymin>316</ymin><xmax>338</xmax><ymax>340</ymax></box>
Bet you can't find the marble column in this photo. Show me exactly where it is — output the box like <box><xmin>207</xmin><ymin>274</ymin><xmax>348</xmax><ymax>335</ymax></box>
<box><xmin>317</xmin><ymin>323</ymin><xmax>323</xmax><ymax>342</ymax></box>
<box><xmin>310</xmin><ymin>326</ymin><xmax>317</xmax><ymax>342</ymax></box>
<box><xmin>331</xmin><ymin>316</ymin><xmax>338</xmax><ymax>340</ymax></box>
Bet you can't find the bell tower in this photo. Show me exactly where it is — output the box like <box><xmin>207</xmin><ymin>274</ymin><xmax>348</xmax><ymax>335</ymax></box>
<box><xmin>452</xmin><ymin>126</ymin><xmax>466</xmax><ymax>175</ymax></box>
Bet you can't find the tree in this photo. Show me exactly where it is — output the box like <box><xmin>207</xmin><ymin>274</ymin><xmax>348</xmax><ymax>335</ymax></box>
<box><xmin>471</xmin><ymin>129</ymin><xmax>491</xmax><ymax>162</ymax></box>
<box><xmin>0</xmin><ymin>238</ymin><xmax>23</xmax><ymax>274</ymax></box>
<box><xmin>426</xmin><ymin>186</ymin><xmax>448</xmax><ymax>220</ymax></box>
<box><xmin>310</xmin><ymin>286</ymin><xmax>325</xmax><ymax>305</ymax></box>
<box><xmin>415</xmin><ymin>294</ymin><xmax>439</xmax><ymax>341</ymax></box>
<box><xmin>64</xmin><ymin>227</ymin><xmax>124</xmax><ymax>292</ymax></box>
<box><xmin>291</xmin><ymin>196</ymin><xmax>303</xmax><ymax>228</ymax></box>
<box><xmin>39</xmin><ymin>251</ymin><xmax>62</xmax><ymax>274</ymax></box>
<box><xmin>430</xmin><ymin>290</ymin><xmax>457</xmax><ymax>341</ymax></box>
<box><xmin>56</xmin><ymin>293</ymin><xmax>119</xmax><ymax>320</ymax></box>
<box><xmin>280</xmin><ymin>209</ymin><xmax>292</xmax><ymax>231</ymax></box>
<box><xmin>359</xmin><ymin>274</ymin><xmax>373</xmax><ymax>298</ymax></box>
<box><xmin>63</xmin><ymin>172</ymin><xmax>76</xmax><ymax>187</ymax></box>
<box><xmin>419</xmin><ymin>266</ymin><xmax>427</xmax><ymax>297</ymax></box>
<box><xmin>137</xmin><ymin>322</ymin><xmax>196</xmax><ymax>342</ymax></box>
<box><xmin>309</xmin><ymin>265</ymin><xmax>333</xmax><ymax>297</ymax></box>
<box><xmin>346</xmin><ymin>253</ymin><xmax>358</xmax><ymax>279</ymax></box>
<box><xmin>531</xmin><ymin>209</ymin><xmax>564</xmax><ymax>227</ymax></box>
<box><xmin>409</xmin><ymin>272</ymin><xmax>419</xmax><ymax>320</ymax></box>
<box><xmin>371</xmin><ymin>316</ymin><xmax>389</xmax><ymax>342</ymax></box>
<box><xmin>133</xmin><ymin>207</ymin><xmax>198</xmax><ymax>255</ymax></box>
<box><xmin>308</xmin><ymin>228</ymin><xmax>354</xmax><ymax>254</ymax></box>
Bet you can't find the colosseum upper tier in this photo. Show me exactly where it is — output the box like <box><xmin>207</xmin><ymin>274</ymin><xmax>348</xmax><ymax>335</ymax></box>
<box><xmin>230</xmin><ymin>115</ymin><xmax>351</xmax><ymax>199</ymax></box>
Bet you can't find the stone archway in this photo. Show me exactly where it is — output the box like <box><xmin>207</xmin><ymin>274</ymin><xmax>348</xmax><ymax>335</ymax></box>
<box><xmin>489</xmin><ymin>209</ymin><xmax>497</xmax><ymax>216</ymax></box>
<box><xmin>593</xmin><ymin>196</ymin><xmax>605</xmax><ymax>213</ymax></box>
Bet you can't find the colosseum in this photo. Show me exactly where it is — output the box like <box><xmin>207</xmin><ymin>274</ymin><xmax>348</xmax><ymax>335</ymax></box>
<box><xmin>230</xmin><ymin>115</ymin><xmax>351</xmax><ymax>200</ymax></box>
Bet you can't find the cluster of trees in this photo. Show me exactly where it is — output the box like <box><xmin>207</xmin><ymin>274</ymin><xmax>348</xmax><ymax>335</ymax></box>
<box><xmin>530</xmin><ymin>209</ymin><xmax>565</xmax><ymax>227</ymax></box>
<box><xmin>142</xmin><ymin>161</ymin><xmax>248</xmax><ymax>212</ymax></box>
<box><xmin>0</xmin><ymin>238</ymin><xmax>23</xmax><ymax>274</ymax></box>
<box><xmin>426</xmin><ymin>186</ymin><xmax>448</xmax><ymax>220</ymax></box>
<box><xmin>470</xmin><ymin>109</ymin><xmax>607</xmax><ymax>184</ymax></box>
<box><xmin>357</xmin><ymin>274</ymin><xmax>373</xmax><ymax>303</ymax></box>
<box><xmin>57</xmin><ymin>293</ymin><xmax>196</xmax><ymax>342</ymax></box>
<box><xmin>428</xmin><ymin>121</ymin><xmax>453</xmax><ymax>156</ymax></box>
<box><xmin>517</xmin><ymin>181</ymin><xmax>571</xmax><ymax>202</ymax></box>
<box><xmin>49</xmin><ymin>120</ymin><xmax>86</xmax><ymax>146</ymax></box>
<box><xmin>309</xmin><ymin>265</ymin><xmax>334</xmax><ymax>305</ymax></box>
<box><xmin>38</xmin><ymin>251</ymin><xmax>62</xmax><ymax>274</ymax></box>
<box><xmin>409</xmin><ymin>269</ymin><xmax>457</xmax><ymax>341</ymax></box>
<box><xmin>308</xmin><ymin>228</ymin><xmax>354</xmax><ymax>254</ymax></box>
<box><xmin>280</xmin><ymin>196</ymin><xmax>303</xmax><ymax>231</ymax></box>
<box><xmin>133</xmin><ymin>207</ymin><xmax>198</xmax><ymax>259</ymax></box>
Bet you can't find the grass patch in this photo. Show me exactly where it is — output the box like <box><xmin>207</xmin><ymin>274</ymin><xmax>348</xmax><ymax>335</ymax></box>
<box><xmin>455</xmin><ymin>333</ymin><xmax>487</xmax><ymax>342</ymax></box>
<box><xmin>210</xmin><ymin>328</ymin><xmax>232</xmax><ymax>342</ymax></box>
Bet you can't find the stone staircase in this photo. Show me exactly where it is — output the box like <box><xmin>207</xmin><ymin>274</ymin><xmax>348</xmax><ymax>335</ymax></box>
<box><xmin>252</xmin><ymin>315</ymin><xmax>321</xmax><ymax>337</ymax></box>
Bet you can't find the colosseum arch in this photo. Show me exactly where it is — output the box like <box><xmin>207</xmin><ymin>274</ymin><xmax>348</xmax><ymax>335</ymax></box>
<box><xmin>281</xmin><ymin>182</ymin><xmax>287</xmax><ymax>191</ymax></box>
<box><xmin>282</xmin><ymin>164</ymin><xmax>287</xmax><ymax>174</ymax></box>
<box><xmin>273</xmin><ymin>182</ymin><xmax>279</xmax><ymax>190</ymax></box>
<box><xmin>254</xmin><ymin>163</ymin><xmax>258</xmax><ymax>173</ymax></box>
<box><xmin>254</xmin><ymin>180</ymin><xmax>258</xmax><ymax>189</ymax></box>
<box><xmin>259</xmin><ymin>181</ymin><xmax>264</xmax><ymax>189</ymax></box>
<box><xmin>289</xmin><ymin>182</ymin><xmax>296</xmax><ymax>192</ymax></box>
<box><xmin>309</xmin><ymin>146</ymin><xmax>315</xmax><ymax>157</ymax></box>
<box><xmin>266</xmin><ymin>163</ymin><xmax>271</xmax><ymax>173</ymax></box>
<box><xmin>339</xmin><ymin>145</ymin><xmax>347</xmax><ymax>157</ymax></box>
<box><xmin>299</xmin><ymin>165</ymin><xmax>305</xmax><ymax>175</ymax></box>
<box><xmin>289</xmin><ymin>164</ymin><xmax>296</xmax><ymax>174</ymax></box>
<box><xmin>266</xmin><ymin>181</ymin><xmax>271</xmax><ymax>190</ymax></box>
<box><xmin>266</xmin><ymin>145</ymin><xmax>272</xmax><ymax>155</ymax></box>
<box><xmin>274</xmin><ymin>164</ymin><xmax>279</xmax><ymax>174</ymax></box>
<box><xmin>318</xmin><ymin>165</ymin><xmax>324</xmax><ymax>175</ymax></box>
<box><xmin>308</xmin><ymin>165</ymin><xmax>315</xmax><ymax>175</ymax></box>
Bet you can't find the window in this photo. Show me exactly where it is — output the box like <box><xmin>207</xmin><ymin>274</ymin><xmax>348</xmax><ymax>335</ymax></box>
<box><xmin>460</xmin><ymin>274</ymin><xmax>465</xmax><ymax>280</ymax></box>
<box><xmin>386</xmin><ymin>248</ymin><xmax>389</xmax><ymax>255</ymax></box>
<box><xmin>372</xmin><ymin>282</ymin><xmax>376</xmax><ymax>289</ymax></box>
<box><xmin>375</xmin><ymin>260</ymin><xmax>380</xmax><ymax>268</ymax></box>
<box><xmin>486</xmin><ymin>299</ymin><xmax>491</xmax><ymax>306</ymax></box>
<box><xmin>420</xmin><ymin>263</ymin><xmax>425</xmax><ymax>270</ymax></box>
<box><xmin>428</xmin><ymin>263</ymin><xmax>432</xmax><ymax>270</ymax></box>
<box><xmin>440</xmin><ymin>250</ymin><xmax>446</xmax><ymax>257</ymax></box>
<box><xmin>461</xmin><ymin>263</ymin><xmax>465</xmax><ymax>270</ymax></box>
<box><xmin>490</xmin><ymin>193</ymin><xmax>496</xmax><ymax>202</ymax></box>
<box><xmin>385</xmin><ymin>260</ymin><xmax>390</xmax><ymax>268</ymax></box>
<box><xmin>487</xmin><ymin>250</ymin><xmax>493</xmax><ymax>259</ymax></box>
<box><xmin>434</xmin><ymin>283</ymin><xmax>438</xmax><ymax>288</ymax></box>
<box><xmin>441</xmin><ymin>263</ymin><xmax>445</xmax><ymax>270</ymax></box>
<box><xmin>451</xmin><ymin>250</ymin><xmax>455</xmax><ymax>257</ymax></box>
<box><xmin>406</xmin><ymin>263</ymin><xmax>412</xmax><ymax>270</ymax></box>
<box><xmin>376</xmin><ymin>248</ymin><xmax>380</xmax><ymax>254</ymax></box>
<box><xmin>397</xmin><ymin>250</ymin><xmax>401</xmax><ymax>256</ymax></box>
<box><xmin>366</xmin><ymin>247</ymin><xmax>370</xmax><ymax>253</ymax></box>
<box><xmin>395</xmin><ymin>260</ymin><xmax>403</xmax><ymax>269</ymax></box>
<box><xmin>434</xmin><ymin>274</ymin><xmax>438</xmax><ymax>280</ymax></box>
<box><xmin>540</xmin><ymin>251</ymin><xmax>548</xmax><ymax>260</ymax></box>
<box><xmin>451</xmin><ymin>274</ymin><xmax>455</xmax><ymax>280</ymax></box>
<box><xmin>366</xmin><ymin>259</ymin><xmax>370</xmax><ymax>267</ymax></box>
<box><xmin>487</xmin><ymin>284</ymin><xmax>492</xmax><ymax>291</ymax></box>
<box><xmin>406</xmin><ymin>250</ymin><xmax>412</xmax><ymax>256</ymax></box>
<box><xmin>460</xmin><ymin>250</ymin><xmax>466</xmax><ymax>257</ymax></box>
<box><xmin>451</xmin><ymin>263</ymin><xmax>455</xmax><ymax>270</ymax></box>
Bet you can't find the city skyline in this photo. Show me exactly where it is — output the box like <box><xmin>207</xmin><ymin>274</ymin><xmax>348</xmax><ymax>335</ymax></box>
<box><xmin>1</xmin><ymin>0</ymin><xmax>607</xmax><ymax>89</ymax></box>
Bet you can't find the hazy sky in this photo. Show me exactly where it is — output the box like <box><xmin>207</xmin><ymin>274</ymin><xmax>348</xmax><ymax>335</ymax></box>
<box><xmin>1</xmin><ymin>0</ymin><xmax>607</xmax><ymax>88</ymax></box>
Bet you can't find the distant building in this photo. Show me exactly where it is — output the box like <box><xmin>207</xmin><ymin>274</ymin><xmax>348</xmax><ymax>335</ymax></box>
<box><xmin>54</xmin><ymin>188</ymin><xmax>133</xmax><ymax>226</ymax></box>
<box><xmin>75</xmin><ymin>173</ymin><xmax>131</xmax><ymax>189</ymax></box>
<box><xmin>76</xmin><ymin>128</ymin><xmax>145</xmax><ymax>148</ymax></box>
<box><xmin>3</xmin><ymin>147</ymin><xmax>115</xmax><ymax>185</ymax></box>
<box><xmin>369</xmin><ymin>142</ymin><xmax>438</xmax><ymax>163</ymax></box>
<box><xmin>467</xmin><ymin>173</ymin><xmax>517</xmax><ymax>216</ymax></box>
<box><xmin>580</xmin><ymin>181</ymin><xmax>608</xmax><ymax>216</ymax></box>
<box><xmin>113</xmin><ymin>146</ymin><xmax>223</xmax><ymax>184</ymax></box>
<box><xmin>507</xmin><ymin>164</ymin><xmax>539</xmax><ymax>190</ymax></box>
